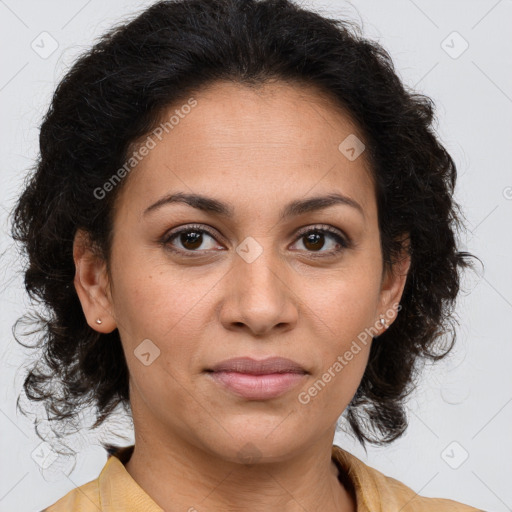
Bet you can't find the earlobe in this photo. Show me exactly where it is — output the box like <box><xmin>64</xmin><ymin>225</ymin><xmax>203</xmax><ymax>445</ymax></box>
<box><xmin>73</xmin><ymin>229</ymin><xmax>117</xmax><ymax>333</ymax></box>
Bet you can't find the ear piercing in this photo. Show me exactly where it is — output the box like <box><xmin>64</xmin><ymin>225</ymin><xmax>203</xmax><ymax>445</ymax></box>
<box><xmin>379</xmin><ymin>317</ymin><xmax>388</xmax><ymax>329</ymax></box>
<box><xmin>96</xmin><ymin>318</ymin><xmax>102</xmax><ymax>325</ymax></box>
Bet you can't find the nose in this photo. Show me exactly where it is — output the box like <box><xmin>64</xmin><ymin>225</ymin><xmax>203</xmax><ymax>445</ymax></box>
<box><xmin>219</xmin><ymin>246</ymin><xmax>299</xmax><ymax>337</ymax></box>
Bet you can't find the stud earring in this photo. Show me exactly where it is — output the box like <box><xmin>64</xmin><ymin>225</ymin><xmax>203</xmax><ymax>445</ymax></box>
<box><xmin>379</xmin><ymin>317</ymin><xmax>388</xmax><ymax>329</ymax></box>
<box><xmin>96</xmin><ymin>318</ymin><xmax>102</xmax><ymax>325</ymax></box>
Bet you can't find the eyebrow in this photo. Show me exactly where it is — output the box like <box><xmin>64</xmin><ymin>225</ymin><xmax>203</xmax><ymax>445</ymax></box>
<box><xmin>143</xmin><ymin>191</ymin><xmax>364</xmax><ymax>220</ymax></box>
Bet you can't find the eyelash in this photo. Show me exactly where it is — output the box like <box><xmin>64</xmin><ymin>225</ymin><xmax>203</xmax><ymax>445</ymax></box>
<box><xmin>160</xmin><ymin>223</ymin><xmax>351</xmax><ymax>258</ymax></box>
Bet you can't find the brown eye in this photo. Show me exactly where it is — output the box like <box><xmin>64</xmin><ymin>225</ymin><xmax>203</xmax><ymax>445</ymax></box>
<box><xmin>161</xmin><ymin>223</ymin><xmax>349</xmax><ymax>258</ymax></box>
<box><xmin>291</xmin><ymin>226</ymin><xmax>349</xmax><ymax>256</ymax></box>
<box><xmin>161</xmin><ymin>224</ymin><xmax>223</xmax><ymax>256</ymax></box>
<box><xmin>178</xmin><ymin>230</ymin><xmax>203</xmax><ymax>250</ymax></box>
<box><xmin>302</xmin><ymin>232</ymin><xmax>326</xmax><ymax>251</ymax></box>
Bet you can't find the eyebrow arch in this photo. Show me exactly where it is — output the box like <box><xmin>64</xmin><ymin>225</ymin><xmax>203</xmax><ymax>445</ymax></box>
<box><xmin>143</xmin><ymin>191</ymin><xmax>364</xmax><ymax>220</ymax></box>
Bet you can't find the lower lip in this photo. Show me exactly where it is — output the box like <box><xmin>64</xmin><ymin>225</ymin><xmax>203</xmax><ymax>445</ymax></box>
<box><xmin>208</xmin><ymin>371</ymin><xmax>307</xmax><ymax>400</ymax></box>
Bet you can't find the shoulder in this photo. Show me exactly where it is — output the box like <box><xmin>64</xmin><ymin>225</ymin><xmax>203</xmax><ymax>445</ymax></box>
<box><xmin>39</xmin><ymin>445</ymin><xmax>159</xmax><ymax>512</ymax></box>
<box><xmin>39</xmin><ymin>448</ymin><xmax>125</xmax><ymax>511</ymax></box>
<box><xmin>40</xmin><ymin>478</ymin><xmax>100</xmax><ymax>511</ymax></box>
<box><xmin>331</xmin><ymin>445</ymin><xmax>484</xmax><ymax>512</ymax></box>
<box><xmin>373</xmin><ymin>471</ymin><xmax>483</xmax><ymax>511</ymax></box>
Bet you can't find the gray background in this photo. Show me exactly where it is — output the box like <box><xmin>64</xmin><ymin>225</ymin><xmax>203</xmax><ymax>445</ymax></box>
<box><xmin>1</xmin><ymin>1</ymin><xmax>511</xmax><ymax>511</ymax></box>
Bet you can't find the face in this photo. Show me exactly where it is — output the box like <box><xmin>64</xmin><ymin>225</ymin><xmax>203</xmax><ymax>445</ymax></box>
<box><xmin>74</xmin><ymin>80</ymin><xmax>408</xmax><ymax>464</ymax></box>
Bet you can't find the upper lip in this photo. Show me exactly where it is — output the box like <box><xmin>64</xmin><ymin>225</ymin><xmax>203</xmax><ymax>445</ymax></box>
<box><xmin>207</xmin><ymin>357</ymin><xmax>308</xmax><ymax>375</ymax></box>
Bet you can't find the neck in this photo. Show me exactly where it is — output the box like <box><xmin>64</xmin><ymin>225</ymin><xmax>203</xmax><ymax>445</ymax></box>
<box><xmin>124</xmin><ymin>434</ymin><xmax>356</xmax><ymax>512</ymax></box>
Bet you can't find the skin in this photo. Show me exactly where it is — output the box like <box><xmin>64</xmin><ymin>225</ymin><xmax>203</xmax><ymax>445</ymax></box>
<box><xmin>73</xmin><ymin>80</ymin><xmax>410</xmax><ymax>512</ymax></box>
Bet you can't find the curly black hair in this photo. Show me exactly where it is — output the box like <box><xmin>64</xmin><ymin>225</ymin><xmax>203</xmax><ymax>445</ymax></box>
<box><xmin>10</xmin><ymin>0</ymin><xmax>475</xmax><ymax>454</ymax></box>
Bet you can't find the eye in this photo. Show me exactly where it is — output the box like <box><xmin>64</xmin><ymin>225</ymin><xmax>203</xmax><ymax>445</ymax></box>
<box><xmin>161</xmin><ymin>224</ymin><xmax>223</xmax><ymax>256</ymax></box>
<box><xmin>290</xmin><ymin>225</ymin><xmax>349</xmax><ymax>257</ymax></box>
<box><xmin>160</xmin><ymin>223</ymin><xmax>350</xmax><ymax>258</ymax></box>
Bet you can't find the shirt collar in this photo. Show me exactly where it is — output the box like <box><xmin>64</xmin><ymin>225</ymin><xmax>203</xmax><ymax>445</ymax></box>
<box><xmin>99</xmin><ymin>446</ymin><xmax>163</xmax><ymax>511</ymax></box>
<box><xmin>331</xmin><ymin>443</ymin><xmax>382</xmax><ymax>512</ymax></box>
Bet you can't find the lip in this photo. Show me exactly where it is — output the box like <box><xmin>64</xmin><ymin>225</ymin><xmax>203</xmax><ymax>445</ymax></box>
<box><xmin>207</xmin><ymin>356</ymin><xmax>307</xmax><ymax>374</ymax></box>
<box><xmin>205</xmin><ymin>357</ymin><xmax>308</xmax><ymax>400</ymax></box>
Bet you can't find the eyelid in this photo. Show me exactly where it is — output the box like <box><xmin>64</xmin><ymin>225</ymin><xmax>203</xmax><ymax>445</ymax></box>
<box><xmin>294</xmin><ymin>224</ymin><xmax>350</xmax><ymax>246</ymax></box>
<box><xmin>160</xmin><ymin>223</ymin><xmax>223</xmax><ymax>248</ymax></box>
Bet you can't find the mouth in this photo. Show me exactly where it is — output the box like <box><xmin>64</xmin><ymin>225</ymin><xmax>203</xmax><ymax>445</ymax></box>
<box><xmin>205</xmin><ymin>356</ymin><xmax>308</xmax><ymax>400</ymax></box>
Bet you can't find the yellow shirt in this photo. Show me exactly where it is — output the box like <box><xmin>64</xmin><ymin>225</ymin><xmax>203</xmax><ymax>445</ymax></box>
<box><xmin>41</xmin><ymin>444</ymin><xmax>483</xmax><ymax>511</ymax></box>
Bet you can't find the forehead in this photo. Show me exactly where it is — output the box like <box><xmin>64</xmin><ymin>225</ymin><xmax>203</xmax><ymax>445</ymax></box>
<box><xmin>154</xmin><ymin>80</ymin><xmax>366</xmax><ymax>153</ymax></box>
<box><xmin>117</xmin><ymin>80</ymin><xmax>375</xmax><ymax>218</ymax></box>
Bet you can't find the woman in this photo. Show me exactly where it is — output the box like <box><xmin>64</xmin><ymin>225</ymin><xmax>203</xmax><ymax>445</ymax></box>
<box><xmin>11</xmin><ymin>0</ymin><xmax>483</xmax><ymax>510</ymax></box>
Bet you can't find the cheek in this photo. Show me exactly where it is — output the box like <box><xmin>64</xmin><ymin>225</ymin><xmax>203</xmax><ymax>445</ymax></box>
<box><xmin>302</xmin><ymin>268</ymin><xmax>379</xmax><ymax>379</ymax></box>
<box><xmin>296</xmin><ymin>331</ymin><xmax>371</xmax><ymax>426</ymax></box>
<box><xmin>110</xmin><ymin>265</ymin><xmax>220</xmax><ymax>398</ymax></box>
<box><xmin>306</xmin><ymin>266</ymin><xmax>382</xmax><ymax>334</ymax></box>
<box><xmin>110</xmin><ymin>250</ymin><xmax>204</xmax><ymax>340</ymax></box>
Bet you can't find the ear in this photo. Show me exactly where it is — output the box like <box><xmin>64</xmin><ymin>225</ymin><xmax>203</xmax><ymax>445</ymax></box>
<box><xmin>73</xmin><ymin>229</ymin><xmax>117</xmax><ymax>333</ymax></box>
<box><xmin>376</xmin><ymin>237</ymin><xmax>411</xmax><ymax>334</ymax></box>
